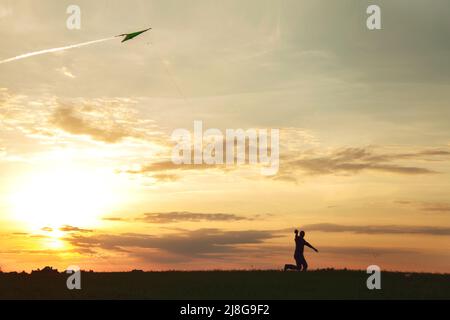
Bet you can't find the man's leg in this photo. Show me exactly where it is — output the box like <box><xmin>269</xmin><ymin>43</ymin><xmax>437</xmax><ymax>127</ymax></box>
<box><xmin>295</xmin><ymin>257</ymin><xmax>303</xmax><ymax>271</ymax></box>
<box><xmin>299</xmin><ymin>255</ymin><xmax>308</xmax><ymax>271</ymax></box>
<box><xmin>302</xmin><ymin>261</ymin><xmax>308</xmax><ymax>271</ymax></box>
<box><xmin>284</xmin><ymin>264</ymin><xmax>297</xmax><ymax>271</ymax></box>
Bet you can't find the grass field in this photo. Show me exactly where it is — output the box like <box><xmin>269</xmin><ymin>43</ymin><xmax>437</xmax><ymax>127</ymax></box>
<box><xmin>0</xmin><ymin>270</ymin><xmax>449</xmax><ymax>299</ymax></box>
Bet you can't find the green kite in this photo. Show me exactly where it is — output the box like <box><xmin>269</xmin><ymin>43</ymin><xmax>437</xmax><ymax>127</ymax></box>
<box><xmin>117</xmin><ymin>28</ymin><xmax>152</xmax><ymax>43</ymax></box>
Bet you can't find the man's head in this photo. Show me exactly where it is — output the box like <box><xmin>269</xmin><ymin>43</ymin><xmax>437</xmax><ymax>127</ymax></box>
<box><xmin>300</xmin><ymin>230</ymin><xmax>305</xmax><ymax>238</ymax></box>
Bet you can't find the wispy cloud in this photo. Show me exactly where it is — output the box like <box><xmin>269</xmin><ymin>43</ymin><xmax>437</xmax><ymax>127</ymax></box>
<box><xmin>39</xmin><ymin>225</ymin><xmax>93</xmax><ymax>234</ymax></box>
<box><xmin>124</xmin><ymin>160</ymin><xmax>225</xmax><ymax>174</ymax></box>
<box><xmin>422</xmin><ymin>204</ymin><xmax>450</xmax><ymax>213</ymax></box>
<box><xmin>66</xmin><ymin>228</ymin><xmax>279</xmax><ymax>259</ymax></box>
<box><xmin>0</xmin><ymin>89</ymin><xmax>166</xmax><ymax>147</ymax></box>
<box><xmin>103</xmin><ymin>212</ymin><xmax>255</xmax><ymax>224</ymax></box>
<box><xmin>50</xmin><ymin>105</ymin><xmax>141</xmax><ymax>143</ymax></box>
<box><xmin>136</xmin><ymin>212</ymin><xmax>252</xmax><ymax>223</ymax></box>
<box><xmin>275</xmin><ymin>147</ymin><xmax>450</xmax><ymax>182</ymax></box>
<box><xmin>102</xmin><ymin>217</ymin><xmax>127</xmax><ymax>222</ymax></box>
<box><xmin>121</xmin><ymin>145</ymin><xmax>450</xmax><ymax>184</ymax></box>
<box><xmin>319</xmin><ymin>246</ymin><xmax>418</xmax><ymax>256</ymax></box>
<box><xmin>303</xmin><ymin>223</ymin><xmax>450</xmax><ymax>236</ymax></box>
<box><xmin>396</xmin><ymin>200</ymin><xmax>450</xmax><ymax>214</ymax></box>
<box><xmin>59</xmin><ymin>225</ymin><xmax>93</xmax><ymax>233</ymax></box>
<box><xmin>56</xmin><ymin>66</ymin><xmax>76</xmax><ymax>79</ymax></box>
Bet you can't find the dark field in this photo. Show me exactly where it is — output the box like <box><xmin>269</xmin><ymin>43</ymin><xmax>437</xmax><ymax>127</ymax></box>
<box><xmin>0</xmin><ymin>270</ymin><xmax>449</xmax><ymax>300</ymax></box>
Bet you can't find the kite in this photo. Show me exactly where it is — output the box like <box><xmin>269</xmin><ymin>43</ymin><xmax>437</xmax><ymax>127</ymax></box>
<box><xmin>117</xmin><ymin>28</ymin><xmax>152</xmax><ymax>43</ymax></box>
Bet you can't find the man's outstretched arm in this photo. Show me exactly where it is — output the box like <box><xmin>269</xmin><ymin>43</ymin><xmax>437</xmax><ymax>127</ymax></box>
<box><xmin>305</xmin><ymin>241</ymin><xmax>319</xmax><ymax>252</ymax></box>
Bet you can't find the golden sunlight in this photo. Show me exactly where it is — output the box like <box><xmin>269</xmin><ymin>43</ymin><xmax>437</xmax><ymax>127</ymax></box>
<box><xmin>43</xmin><ymin>229</ymin><xmax>66</xmax><ymax>250</ymax></box>
<box><xmin>8</xmin><ymin>166</ymin><xmax>118</xmax><ymax>230</ymax></box>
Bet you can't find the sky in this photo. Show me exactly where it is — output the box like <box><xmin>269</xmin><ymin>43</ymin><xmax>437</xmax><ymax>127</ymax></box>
<box><xmin>0</xmin><ymin>0</ymin><xmax>449</xmax><ymax>273</ymax></box>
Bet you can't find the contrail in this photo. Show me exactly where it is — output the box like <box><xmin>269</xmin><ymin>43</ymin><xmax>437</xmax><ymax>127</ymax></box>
<box><xmin>0</xmin><ymin>37</ymin><xmax>116</xmax><ymax>65</ymax></box>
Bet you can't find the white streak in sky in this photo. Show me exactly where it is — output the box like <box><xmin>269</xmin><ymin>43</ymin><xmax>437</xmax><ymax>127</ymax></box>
<box><xmin>0</xmin><ymin>37</ymin><xmax>116</xmax><ymax>65</ymax></box>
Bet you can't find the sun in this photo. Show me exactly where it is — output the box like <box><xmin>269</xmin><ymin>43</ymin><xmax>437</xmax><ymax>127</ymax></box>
<box><xmin>42</xmin><ymin>229</ymin><xmax>66</xmax><ymax>250</ymax></box>
<box><xmin>9</xmin><ymin>166</ymin><xmax>117</xmax><ymax>230</ymax></box>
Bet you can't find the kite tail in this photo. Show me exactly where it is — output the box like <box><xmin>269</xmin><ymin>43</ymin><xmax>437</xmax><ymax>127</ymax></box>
<box><xmin>0</xmin><ymin>37</ymin><xmax>116</xmax><ymax>65</ymax></box>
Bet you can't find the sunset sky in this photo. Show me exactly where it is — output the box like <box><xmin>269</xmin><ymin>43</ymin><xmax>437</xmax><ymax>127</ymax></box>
<box><xmin>0</xmin><ymin>0</ymin><xmax>449</xmax><ymax>273</ymax></box>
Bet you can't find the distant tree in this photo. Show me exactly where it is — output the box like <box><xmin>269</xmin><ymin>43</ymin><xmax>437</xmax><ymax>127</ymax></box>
<box><xmin>131</xmin><ymin>269</ymin><xmax>144</xmax><ymax>273</ymax></box>
<box><xmin>32</xmin><ymin>266</ymin><xmax>59</xmax><ymax>275</ymax></box>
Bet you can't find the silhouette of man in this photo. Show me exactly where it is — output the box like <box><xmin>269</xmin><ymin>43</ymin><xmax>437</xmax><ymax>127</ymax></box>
<box><xmin>284</xmin><ymin>229</ymin><xmax>318</xmax><ymax>271</ymax></box>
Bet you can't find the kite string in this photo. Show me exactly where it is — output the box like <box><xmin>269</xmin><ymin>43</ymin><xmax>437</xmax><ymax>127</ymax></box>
<box><xmin>150</xmin><ymin>34</ymin><xmax>192</xmax><ymax>109</ymax></box>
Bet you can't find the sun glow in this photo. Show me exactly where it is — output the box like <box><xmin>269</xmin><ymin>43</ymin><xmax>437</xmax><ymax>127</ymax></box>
<box><xmin>42</xmin><ymin>229</ymin><xmax>66</xmax><ymax>250</ymax></box>
<box><xmin>9</xmin><ymin>166</ymin><xmax>118</xmax><ymax>230</ymax></box>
